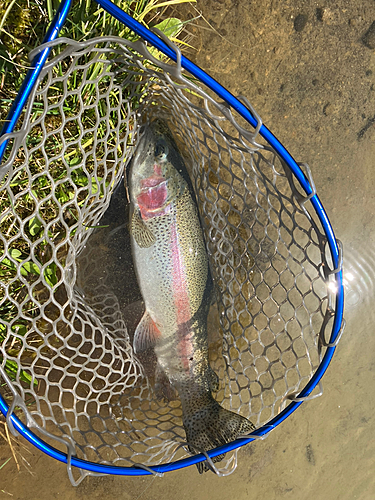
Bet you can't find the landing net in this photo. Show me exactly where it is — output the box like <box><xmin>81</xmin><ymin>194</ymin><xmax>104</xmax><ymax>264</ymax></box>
<box><xmin>0</xmin><ymin>33</ymin><xmax>343</xmax><ymax>482</ymax></box>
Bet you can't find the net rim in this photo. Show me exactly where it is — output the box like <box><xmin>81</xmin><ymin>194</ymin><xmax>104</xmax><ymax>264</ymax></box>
<box><xmin>0</xmin><ymin>0</ymin><xmax>344</xmax><ymax>477</ymax></box>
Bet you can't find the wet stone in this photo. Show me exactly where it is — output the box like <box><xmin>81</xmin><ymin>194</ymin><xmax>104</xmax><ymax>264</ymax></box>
<box><xmin>316</xmin><ymin>8</ymin><xmax>324</xmax><ymax>22</ymax></box>
<box><xmin>323</xmin><ymin>103</ymin><xmax>333</xmax><ymax>116</ymax></box>
<box><xmin>362</xmin><ymin>21</ymin><xmax>375</xmax><ymax>50</ymax></box>
<box><xmin>294</xmin><ymin>14</ymin><xmax>308</xmax><ymax>32</ymax></box>
<box><xmin>316</xmin><ymin>7</ymin><xmax>337</xmax><ymax>25</ymax></box>
<box><xmin>349</xmin><ymin>17</ymin><xmax>361</xmax><ymax>28</ymax></box>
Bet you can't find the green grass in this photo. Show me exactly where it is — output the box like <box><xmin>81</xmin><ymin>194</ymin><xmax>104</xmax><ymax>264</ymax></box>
<box><xmin>0</xmin><ymin>0</ymin><xmax>196</xmax><ymax>388</ymax></box>
<box><xmin>0</xmin><ymin>0</ymin><xmax>195</xmax><ymax>126</ymax></box>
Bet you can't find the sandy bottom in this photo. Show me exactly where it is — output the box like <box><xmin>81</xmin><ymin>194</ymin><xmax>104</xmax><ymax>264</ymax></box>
<box><xmin>1</xmin><ymin>0</ymin><xmax>375</xmax><ymax>498</ymax></box>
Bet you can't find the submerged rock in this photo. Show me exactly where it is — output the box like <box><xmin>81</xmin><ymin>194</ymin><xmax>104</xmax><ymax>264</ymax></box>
<box><xmin>294</xmin><ymin>14</ymin><xmax>308</xmax><ymax>33</ymax></box>
<box><xmin>362</xmin><ymin>21</ymin><xmax>375</xmax><ymax>50</ymax></box>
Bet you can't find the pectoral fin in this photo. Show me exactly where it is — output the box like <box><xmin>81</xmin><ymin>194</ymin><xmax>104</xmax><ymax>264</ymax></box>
<box><xmin>131</xmin><ymin>209</ymin><xmax>156</xmax><ymax>248</ymax></box>
<box><xmin>133</xmin><ymin>310</ymin><xmax>161</xmax><ymax>353</ymax></box>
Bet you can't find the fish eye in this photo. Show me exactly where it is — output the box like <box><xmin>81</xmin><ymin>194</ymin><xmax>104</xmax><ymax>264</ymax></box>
<box><xmin>155</xmin><ymin>141</ymin><xmax>168</xmax><ymax>161</ymax></box>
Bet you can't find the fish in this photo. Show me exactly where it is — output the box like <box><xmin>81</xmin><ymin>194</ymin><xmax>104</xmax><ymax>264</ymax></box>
<box><xmin>128</xmin><ymin>119</ymin><xmax>255</xmax><ymax>473</ymax></box>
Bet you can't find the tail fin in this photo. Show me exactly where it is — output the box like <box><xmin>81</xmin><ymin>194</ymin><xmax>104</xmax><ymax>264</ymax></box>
<box><xmin>183</xmin><ymin>400</ymin><xmax>255</xmax><ymax>474</ymax></box>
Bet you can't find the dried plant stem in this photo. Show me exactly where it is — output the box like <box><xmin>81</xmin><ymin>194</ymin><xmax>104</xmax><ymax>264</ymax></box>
<box><xmin>4</xmin><ymin>422</ymin><xmax>20</xmax><ymax>472</ymax></box>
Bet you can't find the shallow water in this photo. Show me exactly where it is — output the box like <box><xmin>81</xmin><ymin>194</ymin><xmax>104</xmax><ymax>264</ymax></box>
<box><xmin>1</xmin><ymin>1</ymin><xmax>375</xmax><ymax>498</ymax></box>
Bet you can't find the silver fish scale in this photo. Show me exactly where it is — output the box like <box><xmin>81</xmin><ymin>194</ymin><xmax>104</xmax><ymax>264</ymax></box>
<box><xmin>132</xmin><ymin>186</ymin><xmax>207</xmax><ymax>346</ymax></box>
<box><xmin>0</xmin><ymin>36</ymin><xmax>333</xmax><ymax>480</ymax></box>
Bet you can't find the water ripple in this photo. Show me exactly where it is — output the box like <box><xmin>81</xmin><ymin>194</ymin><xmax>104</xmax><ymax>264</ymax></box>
<box><xmin>343</xmin><ymin>247</ymin><xmax>375</xmax><ymax>311</ymax></box>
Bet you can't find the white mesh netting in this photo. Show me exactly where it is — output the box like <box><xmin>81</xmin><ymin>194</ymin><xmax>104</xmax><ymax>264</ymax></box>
<box><xmin>0</xmin><ymin>36</ymin><xmax>332</xmax><ymax>477</ymax></box>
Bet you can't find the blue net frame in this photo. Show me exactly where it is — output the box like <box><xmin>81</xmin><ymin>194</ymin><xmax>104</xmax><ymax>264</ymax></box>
<box><xmin>0</xmin><ymin>0</ymin><xmax>344</xmax><ymax>477</ymax></box>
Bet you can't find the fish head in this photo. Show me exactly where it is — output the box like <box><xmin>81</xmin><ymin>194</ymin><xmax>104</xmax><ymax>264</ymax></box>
<box><xmin>129</xmin><ymin>120</ymin><xmax>187</xmax><ymax>216</ymax></box>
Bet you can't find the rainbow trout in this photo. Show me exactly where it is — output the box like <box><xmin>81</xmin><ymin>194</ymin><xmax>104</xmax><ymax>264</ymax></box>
<box><xmin>129</xmin><ymin>119</ymin><xmax>255</xmax><ymax>472</ymax></box>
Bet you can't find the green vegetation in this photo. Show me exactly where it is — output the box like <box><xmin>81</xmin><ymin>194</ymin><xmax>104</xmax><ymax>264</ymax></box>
<box><xmin>0</xmin><ymin>0</ymin><xmax>195</xmax><ymax>388</ymax></box>
<box><xmin>0</xmin><ymin>0</ymin><xmax>194</xmax><ymax>123</ymax></box>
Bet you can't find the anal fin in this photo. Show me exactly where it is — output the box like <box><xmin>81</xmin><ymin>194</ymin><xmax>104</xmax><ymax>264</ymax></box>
<box><xmin>133</xmin><ymin>310</ymin><xmax>161</xmax><ymax>353</ymax></box>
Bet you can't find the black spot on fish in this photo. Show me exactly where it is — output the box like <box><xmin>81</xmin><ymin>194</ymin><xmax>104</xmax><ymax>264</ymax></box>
<box><xmin>306</xmin><ymin>444</ymin><xmax>315</xmax><ymax>465</ymax></box>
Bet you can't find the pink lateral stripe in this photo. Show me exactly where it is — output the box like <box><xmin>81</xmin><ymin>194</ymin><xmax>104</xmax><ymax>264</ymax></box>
<box><xmin>170</xmin><ymin>215</ymin><xmax>194</xmax><ymax>371</ymax></box>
